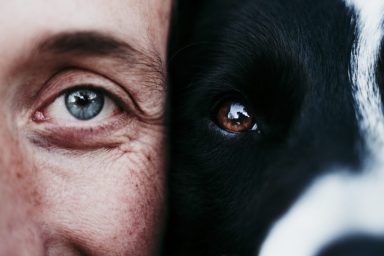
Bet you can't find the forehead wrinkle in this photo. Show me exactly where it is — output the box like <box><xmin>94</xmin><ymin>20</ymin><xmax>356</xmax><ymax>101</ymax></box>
<box><xmin>37</xmin><ymin>31</ymin><xmax>165</xmax><ymax>89</ymax></box>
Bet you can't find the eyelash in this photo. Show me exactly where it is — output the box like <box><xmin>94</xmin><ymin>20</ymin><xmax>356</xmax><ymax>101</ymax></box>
<box><xmin>33</xmin><ymin>69</ymin><xmax>134</xmax><ymax>115</ymax></box>
<box><xmin>33</xmin><ymin>85</ymin><xmax>122</xmax><ymax>121</ymax></box>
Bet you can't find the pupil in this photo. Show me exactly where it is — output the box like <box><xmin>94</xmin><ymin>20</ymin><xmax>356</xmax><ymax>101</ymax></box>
<box><xmin>65</xmin><ymin>89</ymin><xmax>104</xmax><ymax>120</ymax></box>
<box><xmin>227</xmin><ymin>103</ymin><xmax>250</xmax><ymax>122</ymax></box>
<box><xmin>75</xmin><ymin>93</ymin><xmax>91</xmax><ymax>107</ymax></box>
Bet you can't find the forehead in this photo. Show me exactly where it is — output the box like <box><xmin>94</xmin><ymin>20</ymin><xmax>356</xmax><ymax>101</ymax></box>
<box><xmin>194</xmin><ymin>0</ymin><xmax>357</xmax><ymax>77</ymax></box>
<box><xmin>0</xmin><ymin>1</ymin><xmax>145</xmax><ymax>41</ymax></box>
<box><xmin>0</xmin><ymin>0</ymin><xmax>170</xmax><ymax>75</ymax></box>
<box><xmin>225</xmin><ymin>0</ymin><xmax>355</xmax><ymax>52</ymax></box>
<box><xmin>191</xmin><ymin>0</ymin><xmax>358</xmax><ymax>111</ymax></box>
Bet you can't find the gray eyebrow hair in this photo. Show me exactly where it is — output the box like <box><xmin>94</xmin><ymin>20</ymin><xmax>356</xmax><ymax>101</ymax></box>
<box><xmin>38</xmin><ymin>31</ymin><xmax>165</xmax><ymax>87</ymax></box>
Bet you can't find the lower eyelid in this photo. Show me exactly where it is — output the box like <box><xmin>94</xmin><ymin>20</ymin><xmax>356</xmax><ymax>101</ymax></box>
<box><xmin>27</xmin><ymin>114</ymin><xmax>136</xmax><ymax>150</ymax></box>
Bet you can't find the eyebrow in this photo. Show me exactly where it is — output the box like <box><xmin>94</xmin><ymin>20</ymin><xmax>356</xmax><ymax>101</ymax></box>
<box><xmin>37</xmin><ymin>31</ymin><xmax>164</xmax><ymax>86</ymax></box>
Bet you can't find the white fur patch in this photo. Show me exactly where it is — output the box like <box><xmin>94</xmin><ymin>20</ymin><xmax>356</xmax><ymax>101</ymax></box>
<box><xmin>259</xmin><ymin>1</ymin><xmax>384</xmax><ymax>255</ymax></box>
<box><xmin>347</xmin><ymin>0</ymin><xmax>384</xmax><ymax>152</ymax></box>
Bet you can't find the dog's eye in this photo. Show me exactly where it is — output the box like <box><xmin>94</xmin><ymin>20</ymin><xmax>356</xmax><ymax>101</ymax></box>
<box><xmin>216</xmin><ymin>100</ymin><xmax>259</xmax><ymax>133</ymax></box>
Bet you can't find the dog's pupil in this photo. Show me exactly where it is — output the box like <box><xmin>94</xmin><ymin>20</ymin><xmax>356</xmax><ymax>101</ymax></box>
<box><xmin>217</xmin><ymin>101</ymin><xmax>255</xmax><ymax>132</ymax></box>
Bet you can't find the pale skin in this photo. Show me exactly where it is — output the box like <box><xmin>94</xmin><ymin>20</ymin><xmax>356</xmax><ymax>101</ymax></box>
<box><xmin>0</xmin><ymin>1</ymin><xmax>171</xmax><ymax>255</ymax></box>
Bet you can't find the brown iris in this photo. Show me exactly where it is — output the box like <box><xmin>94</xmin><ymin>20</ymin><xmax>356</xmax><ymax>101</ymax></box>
<box><xmin>216</xmin><ymin>101</ymin><xmax>257</xmax><ymax>133</ymax></box>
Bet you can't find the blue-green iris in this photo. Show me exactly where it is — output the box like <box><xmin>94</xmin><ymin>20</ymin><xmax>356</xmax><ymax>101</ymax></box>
<box><xmin>65</xmin><ymin>89</ymin><xmax>104</xmax><ymax>120</ymax></box>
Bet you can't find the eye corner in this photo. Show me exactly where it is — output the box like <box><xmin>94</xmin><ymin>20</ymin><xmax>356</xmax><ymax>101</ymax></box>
<box><xmin>31</xmin><ymin>110</ymin><xmax>47</xmax><ymax>123</ymax></box>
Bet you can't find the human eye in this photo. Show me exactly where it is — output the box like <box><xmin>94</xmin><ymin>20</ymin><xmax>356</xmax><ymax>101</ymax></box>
<box><xmin>43</xmin><ymin>87</ymin><xmax>118</xmax><ymax>123</ymax></box>
<box><xmin>28</xmin><ymin>69</ymin><xmax>137</xmax><ymax>149</ymax></box>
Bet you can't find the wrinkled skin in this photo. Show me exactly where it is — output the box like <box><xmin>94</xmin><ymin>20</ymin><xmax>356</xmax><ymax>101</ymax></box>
<box><xmin>0</xmin><ymin>1</ymin><xmax>171</xmax><ymax>255</ymax></box>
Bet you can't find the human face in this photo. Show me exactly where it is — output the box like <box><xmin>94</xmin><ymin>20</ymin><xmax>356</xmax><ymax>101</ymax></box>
<box><xmin>0</xmin><ymin>0</ymin><xmax>171</xmax><ymax>255</ymax></box>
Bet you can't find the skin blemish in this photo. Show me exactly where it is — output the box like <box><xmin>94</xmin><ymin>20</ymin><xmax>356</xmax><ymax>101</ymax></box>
<box><xmin>32</xmin><ymin>111</ymin><xmax>47</xmax><ymax>123</ymax></box>
<box><xmin>16</xmin><ymin>172</ymin><xmax>23</xmax><ymax>179</ymax></box>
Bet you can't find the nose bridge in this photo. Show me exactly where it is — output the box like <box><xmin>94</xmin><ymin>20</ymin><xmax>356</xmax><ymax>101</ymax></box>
<box><xmin>343</xmin><ymin>0</ymin><xmax>384</xmax><ymax>235</ymax></box>
<box><xmin>260</xmin><ymin>1</ymin><xmax>384</xmax><ymax>255</ymax></box>
<box><xmin>345</xmin><ymin>0</ymin><xmax>384</xmax><ymax>159</ymax></box>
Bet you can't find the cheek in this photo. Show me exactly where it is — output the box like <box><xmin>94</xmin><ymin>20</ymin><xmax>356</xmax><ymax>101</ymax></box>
<box><xmin>0</xmin><ymin>127</ymin><xmax>44</xmax><ymax>254</ymax></box>
<box><xmin>29</xmin><ymin>128</ymin><xmax>166</xmax><ymax>255</ymax></box>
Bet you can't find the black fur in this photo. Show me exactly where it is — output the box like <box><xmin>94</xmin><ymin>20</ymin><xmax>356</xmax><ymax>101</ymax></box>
<box><xmin>166</xmin><ymin>0</ymin><xmax>362</xmax><ymax>255</ymax></box>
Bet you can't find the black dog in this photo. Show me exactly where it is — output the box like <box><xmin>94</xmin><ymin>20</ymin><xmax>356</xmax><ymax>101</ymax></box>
<box><xmin>167</xmin><ymin>0</ymin><xmax>384</xmax><ymax>255</ymax></box>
